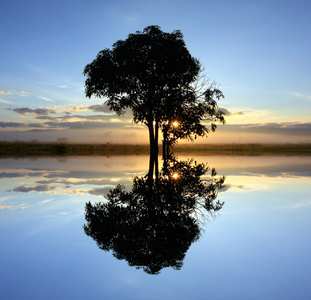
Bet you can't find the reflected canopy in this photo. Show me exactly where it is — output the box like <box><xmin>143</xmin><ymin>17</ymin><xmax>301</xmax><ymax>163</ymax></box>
<box><xmin>84</xmin><ymin>154</ymin><xmax>225</xmax><ymax>274</ymax></box>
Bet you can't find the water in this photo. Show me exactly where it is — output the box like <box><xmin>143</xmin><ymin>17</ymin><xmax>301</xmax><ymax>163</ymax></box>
<box><xmin>0</xmin><ymin>155</ymin><xmax>310</xmax><ymax>300</ymax></box>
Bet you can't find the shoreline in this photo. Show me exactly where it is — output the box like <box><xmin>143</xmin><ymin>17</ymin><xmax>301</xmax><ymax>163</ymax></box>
<box><xmin>1</xmin><ymin>141</ymin><xmax>311</xmax><ymax>157</ymax></box>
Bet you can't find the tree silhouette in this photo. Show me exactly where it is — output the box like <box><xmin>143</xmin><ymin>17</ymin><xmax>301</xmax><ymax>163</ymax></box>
<box><xmin>83</xmin><ymin>154</ymin><xmax>225</xmax><ymax>274</ymax></box>
<box><xmin>83</xmin><ymin>25</ymin><xmax>225</xmax><ymax>156</ymax></box>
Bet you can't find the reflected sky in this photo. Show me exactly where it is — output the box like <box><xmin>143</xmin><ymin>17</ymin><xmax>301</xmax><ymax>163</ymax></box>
<box><xmin>0</xmin><ymin>155</ymin><xmax>311</xmax><ymax>299</ymax></box>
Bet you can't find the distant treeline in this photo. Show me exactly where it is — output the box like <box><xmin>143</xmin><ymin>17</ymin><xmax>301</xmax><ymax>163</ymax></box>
<box><xmin>0</xmin><ymin>142</ymin><xmax>150</xmax><ymax>157</ymax></box>
<box><xmin>1</xmin><ymin>142</ymin><xmax>311</xmax><ymax>157</ymax></box>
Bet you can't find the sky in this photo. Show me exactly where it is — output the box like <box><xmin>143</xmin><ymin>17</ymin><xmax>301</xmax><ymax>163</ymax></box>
<box><xmin>0</xmin><ymin>0</ymin><xmax>310</xmax><ymax>144</ymax></box>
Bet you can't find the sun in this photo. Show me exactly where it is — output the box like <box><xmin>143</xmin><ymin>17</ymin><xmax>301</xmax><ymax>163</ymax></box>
<box><xmin>172</xmin><ymin>172</ymin><xmax>179</xmax><ymax>179</ymax></box>
<box><xmin>172</xmin><ymin>121</ymin><xmax>179</xmax><ymax>127</ymax></box>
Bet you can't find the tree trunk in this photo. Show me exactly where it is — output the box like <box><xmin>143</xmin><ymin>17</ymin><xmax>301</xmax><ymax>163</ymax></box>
<box><xmin>154</xmin><ymin>119</ymin><xmax>159</xmax><ymax>177</ymax></box>
<box><xmin>147</xmin><ymin>120</ymin><xmax>158</xmax><ymax>180</ymax></box>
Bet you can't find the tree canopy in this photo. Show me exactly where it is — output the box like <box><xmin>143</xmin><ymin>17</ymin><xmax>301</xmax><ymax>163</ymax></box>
<box><xmin>83</xmin><ymin>25</ymin><xmax>225</xmax><ymax>153</ymax></box>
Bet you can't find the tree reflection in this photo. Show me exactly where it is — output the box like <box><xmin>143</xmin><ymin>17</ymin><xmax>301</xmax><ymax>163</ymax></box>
<box><xmin>83</xmin><ymin>154</ymin><xmax>225</xmax><ymax>275</ymax></box>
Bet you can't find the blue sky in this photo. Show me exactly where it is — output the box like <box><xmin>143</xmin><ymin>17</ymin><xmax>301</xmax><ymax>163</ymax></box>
<box><xmin>1</xmin><ymin>0</ymin><xmax>310</xmax><ymax>144</ymax></box>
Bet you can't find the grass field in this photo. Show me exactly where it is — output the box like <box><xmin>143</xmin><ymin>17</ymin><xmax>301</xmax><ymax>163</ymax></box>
<box><xmin>1</xmin><ymin>141</ymin><xmax>311</xmax><ymax>157</ymax></box>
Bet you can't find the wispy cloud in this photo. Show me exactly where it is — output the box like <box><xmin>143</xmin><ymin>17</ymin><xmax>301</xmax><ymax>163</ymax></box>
<box><xmin>218</xmin><ymin>107</ymin><xmax>245</xmax><ymax>116</ymax></box>
<box><xmin>0</xmin><ymin>169</ymin><xmax>67</xmax><ymax>179</ymax></box>
<box><xmin>214</xmin><ymin>107</ymin><xmax>275</xmax><ymax>125</ymax></box>
<box><xmin>43</xmin><ymin>120</ymin><xmax>129</xmax><ymax>130</ymax></box>
<box><xmin>0</xmin><ymin>119</ymin><xmax>133</xmax><ymax>131</ymax></box>
<box><xmin>88</xmin><ymin>187</ymin><xmax>112</xmax><ymax>197</ymax></box>
<box><xmin>10</xmin><ymin>185</ymin><xmax>60</xmax><ymax>193</ymax></box>
<box><xmin>0</xmin><ymin>205</ymin><xmax>29</xmax><ymax>210</ymax></box>
<box><xmin>89</xmin><ymin>103</ymin><xmax>112</xmax><ymax>113</ymax></box>
<box><xmin>66</xmin><ymin>103</ymin><xmax>112</xmax><ymax>113</ymax></box>
<box><xmin>0</xmin><ymin>121</ymin><xmax>57</xmax><ymax>129</ymax></box>
<box><xmin>287</xmin><ymin>200</ymin><xmax>311</xmax><ymax>209</ymax></box>
<box><xmin>38</xmin><ymin>96</ymin><xmax>54</xmax><ymax>102</ymax></box>
<box><xmin>0</xmin><ymin>90</ymin><xmax>17</xmax><ymax>96</ymax></box>
<box><xmin>8</xmin><ymin>107</ymin><xmax>59</xmax><ymax>115</ymax></box>
<box><xmin>5</xmin><ymin>102</ymin><xmax>119</xmax><ymax>118</ymax></box>
<box><xmin>36</xmin><ymin>177</ymin><xmax>114</xmax><ymax>187</ymax></box>
<box><xmin>220</xmin><ymin>122</ymin><xmax>311</xmax><ymax>136</ymax></box>
<box><xmin>219</xmin><ymin>184</ymin><xmax>246</xmax><ymax>193</ymax></box>
<box><xmin>0</xmin><ymin>99</ymin><xmax>15</xmax><ymax>104</ymax></box>
<box><xmin>242</xmin><ymin>122</ymin><xmax>311</xmax><ymax>135</ymax></box>
<box><xmin>288</xmin><ymin>92</ymin><xmax>311</xmax><ymax>101</ymax></box>
<box><xmin>35</xmin><ymin>114</ymin><xmax>121</xmax><ymax>122</ymax></box>
<box><xmin>0</xmin><ymin>90</ymin><xmax>30</xmax><ymax>96</ymax></box>
<box><xmin>0</xmin><ymin>121</ymin><xmax>32</xmax><ymax>128</ymax></box>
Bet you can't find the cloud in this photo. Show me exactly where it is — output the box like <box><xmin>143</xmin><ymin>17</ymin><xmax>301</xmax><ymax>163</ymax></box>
<box><xmin>218</xmin><ymin>122</ymin><xmax>311</xmax><ymax>136</ymax></box>
<box><xmin>10</xmin><ymin>185</ymin><xmax>59</xmax><ymax>193</ymax></box>
<box><xmin>0</xmin><ymin>90</ymin><xmax>30</xmax><ymax>96</ymax></box>
<box><xmin>88</xmin><ymin>187</ymin><xmax>112</xmax><ymax>197</ymax></box>
<box><xmin>218</xmin><ymin>107</ymin><xmax>245</xmax><ymax>116</ymax></box>
<box><xmin>288</xmin><ymin>92</ymin><xmax>311</xmax><ymax>101</ymax></box>
<box><xmin>0</xmin><ymin>99</ymin><xmax>14</xmax><ymax>104</ymax></box>
<box><xmin>0</xmin><ymin>121</ymin><xmax>28</xmax><ymax>128</ymax></box>
<box><xmin>244</xmin><ymin>170</ymin><xmax>311</xmax><ymax>178</ymax></box>
<box><xmin>0</xmin><ymin>121</ymin><xmax>49</xmax><ymax>129</ymax></box>
<box><xmin>88</xmin><ymin>103</ymin><xmax>112</xmax><ymax>113</ymax></box>
<box><xmin>0</xmin><ymin>169</ymin><xmax>67</xmax><ymax>179</ymax></box>
<box><xmin>0</xmin><ymin>90</ymin><xmax>17</xmax><ymax>96</ymax></box>
<box><xmin>65</xmin><ymin>103</ymin><xmax>113</xmax><ymax>114</ymax></box>
<box><xmin>287</xmin><ymin>200</ymin><xmax>311</xmax><ymax>209</ymax></box>
<box><xmin>219</xmin><ymin>184</ymin><xmax>246</xmax><ymax>193</ymax></box>
<box><xmin>36</xmin><ymin>178</ymin><xmax>114</xmax><ymax>187</ymax></box>
<box><xmin>36</xmin><ymin>114</ymin><xmax>121</xmax><ymax>122</ymax></box>
<box><xmin>0</xmin><ymin>120</ymin><xmax>121</xmax><ymax>131</ymax></box>
<box><xmin>0</xmin><ymin>205</ymin><xmax>29</xmax><ymax>210</ymax></box>
<box><xmin>241</xmin><ymin>122</ymin><xmax>311</xmax><ymax>135</ymax></box>
<box><xmin>38</xmin><ymin>96</ymin><xmax>54</xmax><ymax>102</ymax></box>
<box><xmin>43</xmin><ymin>120</ymin><xmax>131</xmax><ymax>130</ymax></box>
<box><xmin>5</xmin><ymin>102</ymin><xmax>117</xmax><ymax>118</ymax></box>
<box><xmin>8</xmin><ymin>107</ymin><xmax>59</xmax><ymax>115</ymax></box>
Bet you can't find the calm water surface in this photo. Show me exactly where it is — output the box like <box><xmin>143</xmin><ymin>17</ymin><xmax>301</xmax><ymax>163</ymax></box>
<box><xmin>0</xmin><ymin>155</ymin><xmax>310</xmax><ymax>300</ymax></box>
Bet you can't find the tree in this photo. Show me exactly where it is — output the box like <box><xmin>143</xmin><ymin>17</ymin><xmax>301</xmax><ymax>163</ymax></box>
<box><xmin>83</xmin><ymin>25</ymin><xmax>225</xmax><ymax>156</ymax></box>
